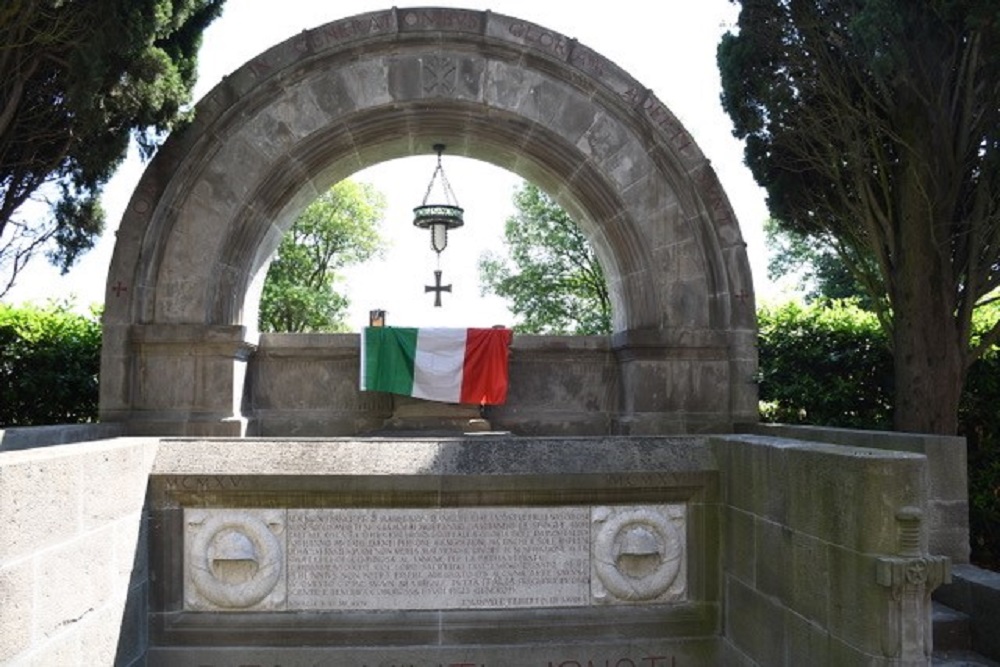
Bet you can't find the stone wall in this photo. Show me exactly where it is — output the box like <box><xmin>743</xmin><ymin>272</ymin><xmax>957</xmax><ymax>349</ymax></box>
<box><xmin>741</xmin><ymin>423</ymin><xmax>970</xmax><ymax>564</ymax></box>
<box><xmin>144</xmin><ymin>437</ymin><xmax>724</xmax><ymax>664</ymax></box>
<box><xmin>0</xmin><ymin>428</ymin><xmax>957</xmax><ymax>664</ymax></box>
<box><xmin>246</xmin><ymin>333</ymin><xmax>392</xmax><ymax>436</ymax></box>
<box><xmin>0</xmin><ymin>435</ymin><xmax>156</xmax><ymax>666</ymax></box>
<box><xmin>246</xmin><ymin>333</ymin><xmax>739</xmax><ymax>437</ymax></box>
<box><xmin>713</xmin><ymin>434</ymin><xmax>948</xmax><ymax>665</ymax></box>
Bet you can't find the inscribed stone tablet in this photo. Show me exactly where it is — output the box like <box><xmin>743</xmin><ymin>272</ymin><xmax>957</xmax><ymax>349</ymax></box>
<box><xmin>286</xmin><ymin>507</ymin><xmax>590</xmax><ymax>610</ymax></box>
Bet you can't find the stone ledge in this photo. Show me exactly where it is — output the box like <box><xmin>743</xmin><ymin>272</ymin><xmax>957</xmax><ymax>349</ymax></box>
<box><xmin>149</xmin><ymin>436</ymin><xmax>716</xmax><ymax>478</ymax></box>
<box><xmin>0</xmin><ymin>423</ymin><xmax>127</xmax><ymax>452</ymax></box>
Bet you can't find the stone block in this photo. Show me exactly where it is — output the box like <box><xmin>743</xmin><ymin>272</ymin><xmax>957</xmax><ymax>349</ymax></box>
<box><xmin>0</xmin><ymin>560</ymin><xmax>33</xmax><ymax>661</ymax></box>
<box><xmin>755</xmin><ymin>518</ymin><xmax>793</xmax><ymax>605</ymax></box>
<box><xmin>147</xmin><ymin>639</ymin><xmax>722</xmax><ymax>667</ymax></box>
<box><xmin>927</xmin><ymin>499</ymin><xmax>971</xmax><ymax>563</ymax></box>
<box><xmin>385</xmin><ymin>54</ymin><xmax>423</xmax><ymax>101</ymax></box>
<box><xmin>783</xmin><ymin>442</ymin><xmax>924</xmax><ymax>554</ymax></box>
<box><xmin>788</xmin><ymin>530</ymin><xmax>831</xmax><ymax>626</ymax></box>
<box><xmin>35</xmin><ymin>526</ymin><xmax>117</xmax><ymax>641</ymax></box>
<box><xmin>825</xmin><ymin>632</ymin><xmax>894</xmax><ymax>667</ymax></box>
<box><xmin>484</xmin><ymin>60</ymin><xmax>548</xmax><ymax>118</ymax></box>
<box><xmin>115</xmin><ymin>510</ymin><xmax>148</xmax><ymax>585</ymax></box>
<box><xmin>959</xmin><ymin>565</ymin><xmax>1000</xmax><ymax>660</ymax></box>
<box><xmin>688</xmin><ymin>499</ymin><xmax>722</xmax><ymax>603</ymax></box>
<box><xmin>826</xmin><ymin>545</ymin><xmax>884</xmax><ymax>655</ymax></box>
<box><xmin>784</xmin><ymin>609</ymin><xmax>832</xmax><ymax>667</ymax></box>
<box><xmin>916</xmin><ymin>434</ymin><xmax>969</xmax><ymax>502</ymax></box>
<box><xmin>719</xmin><ymin>436</ymin><xmax>790</xmax><ymax>525</ymax></box>
<box><xmin>724</xmin><ymin>575</ymin><xmax>785</xmax><ymax>667</ymax></box>
<box><xmin>724</xmin><ymin>505</ymin><xmax>755</xmax><ymax>587</ymax></box>
<box><xmin>0</xmin><ymin>423</ymin><xmax>126</xmax><ymax>452</ymax></box>
<box><xmin>0</xmin><ymin>449</ymin><xmax>81</xmax><ymax>561</ymax></box>
<box><xmin>81</xmin><ymin>443</ymin><xmax>148</xmax><ymax>529</ymax></box>
<box><xmin>717</xmin><ymin>640</ymin><xmax>759</xmax><ymax>667</ymax></box>
<box><xmin>604</xmin><ymin>134</ymin><xmax>662</xmax><ymax>195</ymax></box>
<box><xmin>76</xmin><ymin>602</ymin><xmax>129</xmax><ymax>665</ymax></box>
<box><xmin>22</xmin><ymin>628</ymin><xmax>80</xmax><ymax>667</ymax></box>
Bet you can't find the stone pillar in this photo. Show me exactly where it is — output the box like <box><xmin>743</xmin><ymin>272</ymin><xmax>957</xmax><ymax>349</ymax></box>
<box><xmin>611</xmin><ymin>328</ymin><xmax>733</xmax><ymax>434</ymax></box>
<box><xmin>125</xmin><ymin>324</ymin><xmax>255</xmax><ymax>436</ymax></box>
<box><xmin>876</xmin><ymin>507</ymin><xmax>951</xmax><ymax>663</ymax></box>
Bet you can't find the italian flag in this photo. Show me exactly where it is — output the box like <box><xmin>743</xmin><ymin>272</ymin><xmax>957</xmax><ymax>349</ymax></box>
<box><xmin>360</xmin><ymin>327</ymin><xmax>513</xmax><ymax>405</ymax></box>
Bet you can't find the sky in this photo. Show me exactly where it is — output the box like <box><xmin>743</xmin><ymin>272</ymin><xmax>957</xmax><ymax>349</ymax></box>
<box><xmin>3</xmin><ymin>0</ymin><xmax>774</xmax><ymax>330</ymax></box>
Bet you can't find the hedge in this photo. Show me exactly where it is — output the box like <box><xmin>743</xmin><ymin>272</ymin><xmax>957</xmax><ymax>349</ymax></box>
<box><xmin>0</xmin><ymin>302</ymin><xmax>101</xmax><ymax>426</ymax></box>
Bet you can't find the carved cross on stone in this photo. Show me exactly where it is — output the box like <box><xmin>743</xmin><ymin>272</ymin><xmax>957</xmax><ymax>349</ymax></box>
<box><xmin>425</xmin><ymin>269</ymin><xmax>452</xmax><ymax>307</ymax></box>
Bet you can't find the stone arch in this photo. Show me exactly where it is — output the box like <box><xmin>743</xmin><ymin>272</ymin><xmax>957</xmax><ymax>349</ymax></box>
<box><xmin>100</xmin><ymin>7</ymin><xmax>757</xmax><ymax>435</ymax></box>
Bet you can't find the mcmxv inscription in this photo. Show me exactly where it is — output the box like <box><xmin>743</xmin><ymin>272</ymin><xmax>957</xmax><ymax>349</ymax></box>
<box><xmin>286</xmin><ymin>507</ymin><xmax>590</xmax><ymax>610</ymax></box>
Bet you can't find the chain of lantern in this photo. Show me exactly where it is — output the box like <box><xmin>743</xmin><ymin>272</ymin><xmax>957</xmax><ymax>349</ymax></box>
<box><xmin>413</xmin><ymin>144</ymin><xmax>464</xmax><ymax>307</ymax></box>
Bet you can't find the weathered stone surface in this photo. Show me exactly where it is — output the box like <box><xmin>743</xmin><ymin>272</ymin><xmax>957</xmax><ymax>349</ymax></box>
<box><xmin>146</xmin><ymin>640</ymin><xmax>721</xmax><ymax>667</ymax></box>
<box><xmin>2</xmin><ymin>425</ymin><xmax>960</xmax><ymax>665</ymax></box>
<box><xmin>745</xmin><ymin>424</ymin><xmax>970</xmax><ymax>563</ymax></box>
<box><xmin>0</xmin><ymin>560</ymin><xmax>32</xmax><ymax>661</ymax></box>
<box><xmin>149</xmin><ymin>435</ymin><xmax>716</xmax><ymax>479</ymax></box>
<box><xmin>284</xmin><ymin>507</ymin><xmax>591</xmax><ymax>610</ymax></box>
<box><xmin>714</xmin><ymin>433</ymin><xmax>949</xmax><ymax>665</ymax></box>
<box><xmin>0</xmin><ymin>448</ymin><xmax>81</xmax><ymax>560</ymax></box>
<box><xmin>99</xmin><ymin>6</ymin><xmax>756</xmax><ymax>437</ymax></box>
<box><xmin>0</xmin><ymin>437</ymin><xmax>157</xmax><ymax>666</ymax></box>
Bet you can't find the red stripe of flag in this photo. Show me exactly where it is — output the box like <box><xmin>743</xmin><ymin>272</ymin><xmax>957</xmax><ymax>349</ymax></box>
<box><xmin>459</xmin><ymin>328</ymin><xmax>513</xmax><ymax>405</ymax></box>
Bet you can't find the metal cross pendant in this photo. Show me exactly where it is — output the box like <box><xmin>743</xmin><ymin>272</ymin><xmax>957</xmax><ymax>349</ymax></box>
<box><xmin>425</xmin><ymin>269</ymin><xmax>452</xmax><ymax>307</ymax></box>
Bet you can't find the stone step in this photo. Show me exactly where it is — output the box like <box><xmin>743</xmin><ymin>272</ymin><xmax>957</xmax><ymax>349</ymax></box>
<box><xmin>933</xmin><ymin>600</ymin><xmax>999</xmax><ymax>666</ymax></box>
<box><xmin>935</xmin><ymin>600</ymin><xmax>973</xmax><ymax>652</ymax></box>
<box><xmin>932</xmin><ymin>650</ymin><xmax>1000</xmax><ymax>666</ymax></box>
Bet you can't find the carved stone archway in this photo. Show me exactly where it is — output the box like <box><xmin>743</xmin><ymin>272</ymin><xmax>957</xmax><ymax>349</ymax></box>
<box><xmin>100</xmin><ymin>7</ymin><xmax>757</xmax><ymax>435</ymax></box>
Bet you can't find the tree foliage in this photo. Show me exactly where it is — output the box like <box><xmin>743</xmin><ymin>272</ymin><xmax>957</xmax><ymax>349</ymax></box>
<box><xmin>259</xmin><ymin>180</ymin><xmax>386</xmax><ymax>333</ymax></box>
<box><xmin>478</xmin><ymin>182</ymin><xmax>611</xmax><ymax>335</ymax></box>
<box><xmin>0</xmin><ymin>0</ymin><xmax>226</xmax><ymax>295</ymax></box>
<box><xmin>758</xmin><ymin>300</ymin><xmax>894</xmax><ymax>428</ymax></box>
<box><xmin>765</xmin><ymin>218</ymin><xmax>880</xmax><ymax>309</ymax></box>
<box><xmin>719</xmin><ymin>0</ymin><xmax>1000</xmax><ymax>433</ymax></box>
<box><xmin>0</xmin><ymin>301</ymin><xmax>101</xmax><ymax>426</ymax></box>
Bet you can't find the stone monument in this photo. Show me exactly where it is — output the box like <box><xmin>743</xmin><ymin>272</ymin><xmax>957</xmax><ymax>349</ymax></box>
<box><xmin>0</xmin><ymin>6</ymin><xmax>945</xmax><ymax>667</ymax></box>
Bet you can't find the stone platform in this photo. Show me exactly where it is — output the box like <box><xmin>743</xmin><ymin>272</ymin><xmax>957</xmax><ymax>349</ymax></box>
<box><xmin>138</xmin><ymin>433</ymin><xmax>951</xmax><ymax>666</ymax></box>
<box><xmin>147</xmin><ymin>436</ymin><xmax>720</xmax><ymax>666</ymax></box>
<box><xmin>0</xmin><ymin>429</ymin><xmax>959</xmax><ymax>665</ymax></box>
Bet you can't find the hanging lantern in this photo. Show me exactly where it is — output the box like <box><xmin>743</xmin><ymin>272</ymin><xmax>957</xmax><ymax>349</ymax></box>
<box><xmin>413</xmin><ymin>143</ymin><xmax>464</xmax><ymax>254</ymax></box>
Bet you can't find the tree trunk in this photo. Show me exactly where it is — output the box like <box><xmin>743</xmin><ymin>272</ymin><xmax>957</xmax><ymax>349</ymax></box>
<box><xmin>892</xmin><ymin>307</ymin><xmax>964</xmax><ymax>434</ymax></box>
<box><xmin>890</xmin><ymin>187</ymin><xmax>966</xmax><ymax>435</ymax></box>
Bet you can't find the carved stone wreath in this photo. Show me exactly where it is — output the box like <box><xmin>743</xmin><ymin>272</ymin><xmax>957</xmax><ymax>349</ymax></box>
<box><xmin>592</xmin><ymin>506</ymin><xmax>685</xmax><ymax>603</ymax></box>
<box><xmin>185</xmin><ymin>509</ymin><xmax>284</xmax><ymax>610</ymax></box>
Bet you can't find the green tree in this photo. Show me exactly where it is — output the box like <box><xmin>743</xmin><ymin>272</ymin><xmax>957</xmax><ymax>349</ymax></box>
<box><xmin>719</xmin><ymin>0</ymin><xmax>1000</xmax><ymax>434</ymax></box>
<box><xmin>764</xmin><ymin>218</ymin><xmax>877</xmax><ymax>308</ymax></box>
<box><xmin>478</xmin><ymin>182</ymin><xmax>611</xmax><ymax>335</ymax></box>
<box><xmin>259</xmin><ymin>180</ymin><xmax>386</xmax><ymax>333</ymax></box>
<box><xmin>0</xmin><ymin>0</ymin><xmax>226</xmax><ymax>295</ymax></box>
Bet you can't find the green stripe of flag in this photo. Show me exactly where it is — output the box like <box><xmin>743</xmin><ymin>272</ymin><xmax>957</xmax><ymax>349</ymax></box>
<box><xmin>363</xmin><ymin>326</ymin><xmax>418</xmax><ymax>395</ymax></box>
